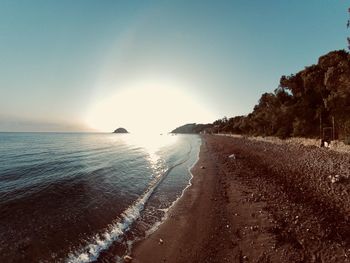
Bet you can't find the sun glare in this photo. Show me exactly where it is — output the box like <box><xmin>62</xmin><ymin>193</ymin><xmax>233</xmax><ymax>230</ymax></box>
<box><xmin>85</xmin><ymin>80</ymin><xmax>214</xmax><ymax>134</ymax></box>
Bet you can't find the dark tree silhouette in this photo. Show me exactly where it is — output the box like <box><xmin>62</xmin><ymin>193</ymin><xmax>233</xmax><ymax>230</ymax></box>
<box><xmin>208</xmin><ymin>50</ymin><xmax>350</xmax><ymax>141</ymax></box>
<box><xmin>174</xmin><ymin>8</ymin><xmax>350</xmax><ymax>141</ymax></box>
<box><xmin>348</xmin><ymin>7</ymin><xmax>350</xmax><ymax>50</ymax></box>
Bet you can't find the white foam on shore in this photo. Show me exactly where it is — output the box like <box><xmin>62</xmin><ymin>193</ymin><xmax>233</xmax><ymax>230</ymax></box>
<box><xmin>66</xmin><ymin>171</ymin><xmax>166</xmax><ymax>263</ymax></box>
<box><xmin>117</xmin><ymin>137</ymin><xmax>201</xmax><ymax>259</ymax></box>
<box><xmin>66</xmin><ymin>136</ymin><xmax>202</xmax><ymax>263</ymax></box>
<box><xmin>143</xmin><ymin>137</ymin><xmax>201</xmax><ymax>237</ymax></box>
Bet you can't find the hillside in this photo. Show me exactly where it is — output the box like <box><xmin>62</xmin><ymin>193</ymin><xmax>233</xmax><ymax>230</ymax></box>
<box><xmin>171</xmin><ymin>123</ymin><xmax>213</xmax><ymax>134</ymax></box>
<box><xmin>211</xmin><ymin>50</ymin><xmax>350</xmax><ymax>141</ymax></box>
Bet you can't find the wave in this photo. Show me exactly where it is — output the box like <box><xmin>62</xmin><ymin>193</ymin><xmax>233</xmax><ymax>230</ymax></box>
<box><xmin>65</xmin><ymin>141</ymin><xmax>196</xmax><ymax>263</ymax></box>
<box><xmin>143</xmin><ymin>138</ymin><xmax>200</xmax><ymax>237</ymax></box>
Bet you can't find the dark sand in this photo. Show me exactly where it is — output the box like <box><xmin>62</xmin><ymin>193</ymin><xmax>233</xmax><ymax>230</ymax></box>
<box><xmin>132</xmin><ymin>135</ymin><xmax>350</xmax><ymax>263</ymax></box>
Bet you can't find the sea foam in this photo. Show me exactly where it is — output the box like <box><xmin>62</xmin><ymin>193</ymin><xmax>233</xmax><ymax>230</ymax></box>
<box><xmin>66</xmin><ymin>174</ymin><xmax>163</xmax><ymax>263</ymax></box>
<box><xmin>66</xmin><ymin>138</ymin><xmax>199</xmax><ymax>263</ymax></box>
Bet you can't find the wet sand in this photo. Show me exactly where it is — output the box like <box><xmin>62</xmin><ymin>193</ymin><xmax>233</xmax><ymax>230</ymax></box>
<box><xmin>132</xmin><ymin>135</ymin><xmax>350</xmax><ymax>263</ymax></box>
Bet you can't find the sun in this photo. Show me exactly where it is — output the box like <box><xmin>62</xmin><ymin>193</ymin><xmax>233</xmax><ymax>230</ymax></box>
<box><xmin>84</xmin><ymin>80</ymin><xmax>214</xmax><ymax>134</ymax></box>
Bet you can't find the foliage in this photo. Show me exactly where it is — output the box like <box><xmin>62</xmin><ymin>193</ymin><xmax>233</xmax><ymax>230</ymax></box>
<box><xmin>344</xmin><ymin>137</ymin><xmax>350</xmax><ymax>146</ymax></box>
<box><xmin>347</xmin><ymin>7</ymin><xmax>350</xmax><ymax>50</ymax></box>
<box><xmin>171</xmin><ymin>123</ymin><xmax>213</xmax><ymax>134</ymax></box>
<box><xmin>209</xmin><ymin>50</ymin><xmax>350</xmax><ymax>139</ymax></box>
<box><xmin>176</xmin><ymin>9</ymin><xmax>350</xmax><ymax>139</ymax></box>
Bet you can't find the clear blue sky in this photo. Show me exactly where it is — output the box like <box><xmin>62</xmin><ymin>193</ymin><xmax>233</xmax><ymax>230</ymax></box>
<box><xmin>0</xmin><ymin>0</ymin><xmax>349</xmax><ymax>132</ymax></box>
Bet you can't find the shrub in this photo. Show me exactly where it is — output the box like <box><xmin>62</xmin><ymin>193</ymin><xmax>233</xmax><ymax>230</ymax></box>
<box><xmin>344</xmin><ymin>137</ymin><xmax>350</xmax><ymax>145</ymax></box>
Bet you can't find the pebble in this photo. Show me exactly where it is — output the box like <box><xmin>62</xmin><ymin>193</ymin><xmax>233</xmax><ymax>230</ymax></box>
<box><xmin>123</xmin><ymin>255</ymin><xmax>133</xmax><ymax>262</ymax></box>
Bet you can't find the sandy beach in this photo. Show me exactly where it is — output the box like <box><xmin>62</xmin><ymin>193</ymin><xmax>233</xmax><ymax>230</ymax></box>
<box><xmin>132</xmin><ymin>135</ymin><xmax>350</xmax><ymax>263</ymax></box>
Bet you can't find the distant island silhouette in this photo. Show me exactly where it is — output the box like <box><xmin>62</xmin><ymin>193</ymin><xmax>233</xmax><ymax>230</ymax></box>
<box><xmin>113</xmin><ymin>128</ymin><xmax>128</xmax><ymax>133</ymax></box>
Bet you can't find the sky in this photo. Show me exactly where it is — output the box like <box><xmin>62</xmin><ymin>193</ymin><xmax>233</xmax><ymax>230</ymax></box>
<box><xmin>0</xmin><ymin>0</ymin><xmax>349</xmax><ymax>133</ymax></box>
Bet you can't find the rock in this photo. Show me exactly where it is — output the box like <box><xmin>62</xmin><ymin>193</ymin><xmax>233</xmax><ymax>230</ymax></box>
<box><xmin>113</xmin><ymin>127</ymin><xmax>128</xmax><ymax>133</ymax></box>
<box><xmin>123</xmin><ymin>255</ymin><xmax>133</xmax><ymax>262</ymax></box>
<box><xmin>250</xmin><ymin>225</ymin><xmax>259</xmax><ymax>231</ymax></box>
<box><xmin>200</xmin><ymin>166</ymin><xmax>205</xmax><ymax>169</ymax></box>
<box><xmin>159</xmin><ymin>238</ymin><xmax>164</xmax><ymax>244</ymax></box>
<box><xmin>328</xmin><ymin>174</ymin><xmax>346</xmax><ymax>183</ymax></box>
<box><xmin>229</xmin><ymin>154</ymin><xmax>236</xmax><ymax>159</ymax></box>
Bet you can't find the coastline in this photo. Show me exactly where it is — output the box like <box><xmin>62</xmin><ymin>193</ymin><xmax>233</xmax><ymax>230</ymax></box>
<box><xmin>131</xmin><ymin>136</ymin><xmax>218</xmax><ymax>263</ymax></box>
<box><xmin>132</xmin><ymin>135</ymin><xmax>350</xmax><ymax>263</ymax></box>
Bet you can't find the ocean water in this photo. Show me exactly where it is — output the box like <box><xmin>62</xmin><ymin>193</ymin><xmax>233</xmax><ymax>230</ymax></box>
<box><xmin>0</xmin><ymin>132</ymin><xmax>201</xmax><ymax>263</ymax></box>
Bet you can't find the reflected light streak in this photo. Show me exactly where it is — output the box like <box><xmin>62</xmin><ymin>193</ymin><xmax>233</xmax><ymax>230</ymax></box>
<box><xmin>110</xmin><ymin>133</ymin><xmax>178</xmax><ymax>176</ymax></box>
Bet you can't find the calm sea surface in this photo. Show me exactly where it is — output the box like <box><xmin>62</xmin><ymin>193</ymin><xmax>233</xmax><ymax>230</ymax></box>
<box><xmin>0</xmin><ymin>132</ymin><xmax>201</xmax><ymax>262</ymax></box>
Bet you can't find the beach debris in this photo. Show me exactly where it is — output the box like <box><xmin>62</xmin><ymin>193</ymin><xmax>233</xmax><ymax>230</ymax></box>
<box><xmin>250</xmin><ymin>225</ymin><xmax>259</xmax><ymax>231</ymax></box>
<box><xmin>200</xmin><ymin>166</ymin><xmax>205</xmax><ymax>169</ymax></box>
<box><xmin>159</xmin><ymin>238</ymin><xmax>164</xmax><ymax>245</ymax></box>
<box><xmin>123</xmin><ymin>255</ymin><xmax>133</xmax><ymax>262</ymax></box>
<box><xmin>228</xmin><ymin>154</ymin><xmax>236</xmax><ymax>159</ymax></box>
<box><xmin>328</xmin><ymin>174</ymin><xmax>348</xmax><ymax>184</ymax></box>
<box><xmin>329</xmin><ymin>175</ymin><xmax>339</xmax><ymax>183</ymax></box>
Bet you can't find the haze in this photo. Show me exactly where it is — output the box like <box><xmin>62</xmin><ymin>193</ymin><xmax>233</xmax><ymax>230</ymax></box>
<box><xmin>0</xmin><ymin>1</ymin><xmax>348</xmax><ymax>132</ymax></box>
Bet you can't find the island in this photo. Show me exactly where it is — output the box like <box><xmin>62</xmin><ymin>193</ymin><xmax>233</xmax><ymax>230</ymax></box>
<box><xmin>113</xmin><ymin>127</ymin><xmax>129</xmax><ymax>133</ymax></box>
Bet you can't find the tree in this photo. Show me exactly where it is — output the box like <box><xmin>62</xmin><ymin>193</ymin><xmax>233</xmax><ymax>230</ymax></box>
<box><xmin>347</xmin><ymin>7</ymin><xmax>350</xmax><ymax>50</ymax></box>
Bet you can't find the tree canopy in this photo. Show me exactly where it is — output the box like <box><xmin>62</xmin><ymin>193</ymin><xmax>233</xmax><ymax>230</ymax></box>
<box><xmin>211</xmin><ymin>50</ymin><xmax>350</xmax><ymax>140</ymax></box>
<box><xmin>347</xmin><ymin>7</ymin><xmax>350</xmax><ymax>50</ymax></box>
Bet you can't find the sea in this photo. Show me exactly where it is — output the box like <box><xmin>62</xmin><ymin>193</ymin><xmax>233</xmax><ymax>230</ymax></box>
<box><xmin>0</xmin><ymin>132</ymin><xmax>201</xmax><ymax>263</ymax></box>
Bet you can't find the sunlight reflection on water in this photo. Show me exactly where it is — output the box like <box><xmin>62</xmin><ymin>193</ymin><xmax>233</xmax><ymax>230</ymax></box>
<box><xmin>121</xmin><ymin>133</ymin><xmax>178</xmax><ymax>176</ymax></box>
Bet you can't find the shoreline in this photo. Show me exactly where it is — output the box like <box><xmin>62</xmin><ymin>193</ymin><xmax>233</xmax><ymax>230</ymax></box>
<box><xmin>131</xmin><ymin>135</ymin><xmax>350</xmax><ymax>263</ymax></box>
<box><xmin>139</xmin><ymin>135</ymin><xmax>202</xmax><ymax>239</ymax></box>
<box><xmin>215</xmin><ymin>133</ymin><xmax>350</xmax><ymax>154</ymax></box>
<box><xmin>131</xmin><ymin>136</ymin><xmax>218</xmax><ymax>263</ymax></box>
